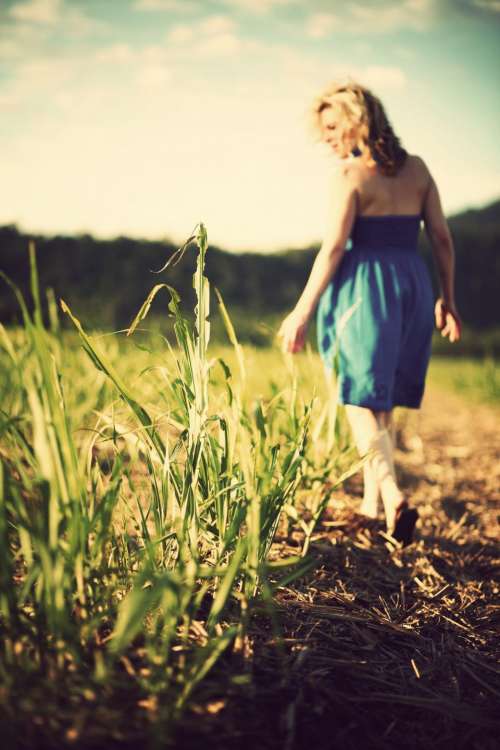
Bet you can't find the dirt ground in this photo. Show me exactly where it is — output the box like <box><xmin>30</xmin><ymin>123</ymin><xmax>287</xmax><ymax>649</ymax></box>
<box><xmin>174</xmin><ymin>384</ymin><xmax>500</xmax><ymax>750</ymax></box>
<box><xmin>4</xmin><ymin>385</ymin><xmax>499</xmax><ymax>750</ymax></box>
<box><xmin>356</xmin><ymin>382</ymin><xmax>500</xmax><ymax>545</ymax></box>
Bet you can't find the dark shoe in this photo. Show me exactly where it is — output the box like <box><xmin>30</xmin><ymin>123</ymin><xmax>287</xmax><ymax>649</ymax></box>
<box><xmin>392</xmin><ymin>502</ymin><xmax>418</xmax><ymax>546</ymax></box>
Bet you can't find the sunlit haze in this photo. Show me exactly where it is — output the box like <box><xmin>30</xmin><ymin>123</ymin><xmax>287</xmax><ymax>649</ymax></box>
<box><xmin>1</xmin><ymin>0</ymin><xmax>499</xmax><ymax>251</ymax></box>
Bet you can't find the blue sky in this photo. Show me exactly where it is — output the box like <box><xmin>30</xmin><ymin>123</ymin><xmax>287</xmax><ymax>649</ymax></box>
<box><xmin>0</xmin><ymin>0</ymin><xmax>499</xmax><ymax>251</ymax></box>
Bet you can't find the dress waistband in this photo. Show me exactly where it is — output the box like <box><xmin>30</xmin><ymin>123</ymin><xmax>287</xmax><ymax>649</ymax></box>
<box><xmin>349</xmin><ymin>214</ymin><xmax>422</xmax><ymax>252</ymax></box>
<box><xmin>346</xmin><ymin>239</ymin><xmax>418</xmax><ymax>255</ymax></box>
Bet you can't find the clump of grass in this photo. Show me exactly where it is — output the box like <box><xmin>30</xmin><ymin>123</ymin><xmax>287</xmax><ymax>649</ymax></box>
<box><xmin>0</xmin><ymin>225</ymin><xmax>355</xmax><ymax>744</ymax></box>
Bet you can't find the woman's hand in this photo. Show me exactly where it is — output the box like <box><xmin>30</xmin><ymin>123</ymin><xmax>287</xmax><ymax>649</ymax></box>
<box><xmin>434</xmin><ymin>297</ymin><xmax>461</xmax><ymax>342</ymax></box>
<box><xmin>277</xmin><ymin>309</ymin><xmax>310</xmax><ymax>354</ymax></box>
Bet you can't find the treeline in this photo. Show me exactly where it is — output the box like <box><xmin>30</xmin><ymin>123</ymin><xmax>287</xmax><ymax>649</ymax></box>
<box><xmin>0</xmin><ymin>226</ymin><xmax>316</xmax><ymax>331</ymax></box>
<box><xmin>1</xmin><ymin>199</ymin><xmax>499</xmax><ymax>337</ymax></box>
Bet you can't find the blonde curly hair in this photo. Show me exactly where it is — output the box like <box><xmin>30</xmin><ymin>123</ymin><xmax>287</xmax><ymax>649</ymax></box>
<box><xmin>310</xmin><ymin>79</ymin><xmax>408</xmax><ymax>176</ymax></box>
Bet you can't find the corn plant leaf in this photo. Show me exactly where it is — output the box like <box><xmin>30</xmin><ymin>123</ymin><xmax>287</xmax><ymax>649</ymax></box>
<box><xmin>126</xmin><ymin>283</ymin><xmax>181</xmax><ymax>337</ymax></box>
<box><xmin>207</xmin><ymin>537</ymin><xmax>247</xmax><ymax>630</ymax></box>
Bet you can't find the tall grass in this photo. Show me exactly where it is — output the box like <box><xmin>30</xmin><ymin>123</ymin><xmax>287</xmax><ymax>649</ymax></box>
<box><xmin>0</xmin><ymin>225</ymin><xmax>359</xmax><ymax>737</ymax></box>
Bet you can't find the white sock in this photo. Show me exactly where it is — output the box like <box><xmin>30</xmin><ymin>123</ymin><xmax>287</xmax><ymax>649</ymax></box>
<box><xmin>345</xmin><ymin>406</ymin><xmax>404</xmax><ymax>532</ymax></box>
<box><xmin>360</xmin><ymin>459</ymin><xmax>379</xmax><ymax>517</ymax></box>
<box><xmin>368</xmin><ymin>427</ymin><xmax>403</xmax><ymax>531</ymax></box>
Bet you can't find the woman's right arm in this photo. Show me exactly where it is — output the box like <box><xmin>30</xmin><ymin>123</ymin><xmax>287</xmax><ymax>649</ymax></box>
<box><xmin>421</xmin><ymin>166</ymin><xmax>461</xmax><ymax>342</ymax></box>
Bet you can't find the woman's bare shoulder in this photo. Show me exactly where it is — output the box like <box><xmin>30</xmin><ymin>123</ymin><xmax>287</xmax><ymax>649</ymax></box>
<box><xmin>407</xmin><ymin>153</ymin><xmax>431</xmax><ymax>179</ymax></box>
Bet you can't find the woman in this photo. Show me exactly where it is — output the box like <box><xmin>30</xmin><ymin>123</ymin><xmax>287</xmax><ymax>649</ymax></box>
<box><xmin>277</xmin><ymin>80</ymin><xmax>461</xmax><ymax>545</ymax></box>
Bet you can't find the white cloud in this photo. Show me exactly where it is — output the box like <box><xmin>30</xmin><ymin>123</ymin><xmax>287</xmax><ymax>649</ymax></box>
<box><xmin>0</xmin><ymin>22</ymin><xmax>48</xmax><ymax>60</ymax></box>
<box><xmin>305</xmin><ymin>13</ymin><xmax>339</xmax><ymax>39</ymax></box>
<box><xmin>134</xmin><ymin>0</ymin><xmax>198</xmax><ymax>10</ymax></box>
<box><xmin>0</xmin><ymin>57</ymin><xmax>74</xmax><ymax>110</ymax></box>
<box><xmin>167</xmin><ymin>24</ymin><xmax>194</xmax><ymax>44</ymax></box>
<box><xmin>197</xmin><ymin>32</ymin><xmax>241</xmax><ymax>56</ymax></box>
<box><xmin>9</xmin><ymin>0</ymin><xmax>61</xmax><ymax>24</ymax></box>
<box><xmin>167</xmin><ymin>14</ymin><xmax>237</xmax><ymax>43</ymax></box>
<box><xmin>219</xmin><ymin>0</ymin><xmax>296</xmax><ymax>14</ymax></box>
<box><xmin>92</xmin><ymin>44</ymin><xmax>173</xmax><ymax>92</ymax></box>
<box><xmin>0</xmin><ymin>40</ymin><xmax>175</xmax><ymax>115</ymax></box>
<box><xmin>95</xmin><ymin>43</ymin><xmax>135</xmax><ymax>65</ymax></box>
<box><xmin>165</xmin><ymin>14</ymin><xmax>243</xmax><ymax>58</ymax></box>
<box><xmin>359</xmin><ymin>65</ymin><xmax>407</xmax><ymax>89</ymax></box>
<box><xmin>138</xmin><ymin>0</ymin><xmax>296</xmax><ymax>15</ymax></box>
<box><xmin>275</xmin><ymin>50</ymin><xmax>407</xmax><ymax>96</ymax></box>
<box><xmin>7</xmin><ymin>0</ymin><xmax>106</xmax><ymax>36</ymax></box>
<box><xmin>136</xmin><ymin>63</ymin><xmax>172</xmax><ymax>89</ymax></box>
<box><xmin>140</xmin><ymin>44</ymin><xmax>170</xmax><ymax>65</ymax></box>
<box><xmin>472</xmin><ymin>0</ymin><xmax>500</xmax><ymax>11</ymax></box>
<box><xmin>199</xmin><ymin>14</ymin><xmax>236</xmax><ymax>35</ymax></box>
<box><xmin>302</xmin><ymin>0</ymin><xmax>436</xmax><ymax>35</ymax></box>
<box><xmin>348</xmin><ymin>0</ymin><xmax>434</xmax><ymax>33</ymax></box>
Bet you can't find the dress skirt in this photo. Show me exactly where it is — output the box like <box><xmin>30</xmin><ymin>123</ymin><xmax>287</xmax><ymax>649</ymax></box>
<box><xmin>316</xmin><ymin>215</ymin><xmax>435</xmax><ymax>410</ymax></box>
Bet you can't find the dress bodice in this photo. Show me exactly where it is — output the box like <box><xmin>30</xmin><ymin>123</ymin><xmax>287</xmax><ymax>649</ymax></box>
<box><xmin>350</xmin><ymin>214</ymin><xmax>422</xmax><ymax>251</ymax></box>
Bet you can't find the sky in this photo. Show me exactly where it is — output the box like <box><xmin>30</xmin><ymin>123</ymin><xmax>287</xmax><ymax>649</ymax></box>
<box><xmin>0</xmin><ymin>0</ymin><xmax>499</xmax><ymax>252</ymax></box>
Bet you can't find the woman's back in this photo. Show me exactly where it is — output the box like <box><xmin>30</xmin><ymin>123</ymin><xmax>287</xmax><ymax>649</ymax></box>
<box><xmin>347</xmin><ymin>154</ymin><xmax>430</xmax><ymax>217</ymax></box>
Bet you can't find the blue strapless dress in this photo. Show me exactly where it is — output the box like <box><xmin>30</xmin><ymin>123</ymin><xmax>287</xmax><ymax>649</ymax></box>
<box><xmin>316</xmin><ymin>214</ymin><xmax>434</xmax><ymax>410</ymax></box>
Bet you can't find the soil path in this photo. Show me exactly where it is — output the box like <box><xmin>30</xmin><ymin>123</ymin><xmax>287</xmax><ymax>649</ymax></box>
<box><xmin>180</xmin><ymin>385</ymin><xmax>500</xmax><ymax>750</ymax></box>
<box><xmin>362</xmin><ymin>383</ymin><xmax>499</xmax><ymax>542</ymax></box>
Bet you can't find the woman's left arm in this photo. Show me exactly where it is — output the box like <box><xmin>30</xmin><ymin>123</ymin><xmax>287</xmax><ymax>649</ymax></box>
<box><xmin>277</xmin><ymin>167</ymin><xmax>357</xmax><ymax>354</ymax></box>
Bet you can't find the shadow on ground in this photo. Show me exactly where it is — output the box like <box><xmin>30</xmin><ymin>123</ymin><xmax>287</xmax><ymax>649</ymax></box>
<box><xmin>172</xmin><ymin>503</ymin><xmax>500</xmax><ymax>750</ymax></box>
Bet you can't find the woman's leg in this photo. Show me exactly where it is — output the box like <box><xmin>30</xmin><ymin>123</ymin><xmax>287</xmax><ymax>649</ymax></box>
<box><xmin>345</xmin><ymin>404</ymin><xmax>404</xmax><ymax>532</ymax></box>
<box><xmin>384</xmin><ymin>409</ymin><xmax>396</xmax><ymax>475</ymax></box>
<box><xmin>359</xmin><ymin>409</ymin><xmax>395</xmax><ymax>518</ymax></box>
<box><xmin>359</xmin><ymin>458</ymin><xmax>380</xmax><ymax>518</ymax></box>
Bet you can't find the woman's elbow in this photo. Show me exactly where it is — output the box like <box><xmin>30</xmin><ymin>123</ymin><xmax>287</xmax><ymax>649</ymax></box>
<box><xmin>427</xmin><ymin>220</ymin><xmax>452</xmax><ymax>249</ymax></box>
<box><xmin>320</xmin><ymin>243</ymin><xmax>346</xmax><ymax>262</ymax></box>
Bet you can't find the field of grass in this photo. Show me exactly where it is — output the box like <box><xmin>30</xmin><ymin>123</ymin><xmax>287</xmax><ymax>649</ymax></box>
<box><xmin>428</xmin><ymin>356</ymin><xmax>499</xmax><ymax>404</ymax></box>
<box><xmin>0</xmin><ymin>232</ymin><xmax>498</xmax><ymax>749</ymax></box>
